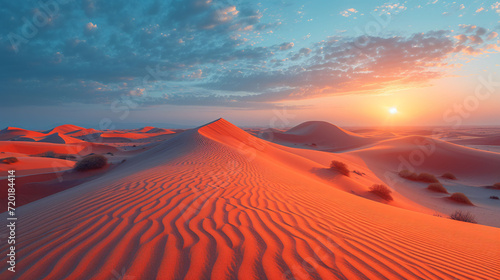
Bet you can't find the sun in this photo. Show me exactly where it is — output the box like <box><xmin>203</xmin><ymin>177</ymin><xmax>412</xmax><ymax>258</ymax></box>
<box><xmin>389</xmin><ymin>107</ymin><xmax>398</xmax><ymax>114</ymax></box>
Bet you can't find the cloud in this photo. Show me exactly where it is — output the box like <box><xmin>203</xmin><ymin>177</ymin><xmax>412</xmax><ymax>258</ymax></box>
<box><xmin>492</xmin><ymin>2</ymin><xmax>500</xmax><ymax>14</ymax></box>
<box><xmin>374</xmin><ymin>3</ymin><xmax>407</xmax><ymax>15</ymax></box>
<box><xmin>86</xmin><ymin>22</ymin><xmax>97</xmax><ymax>31</ymax></box>
<box><xmin>290</xmin><ymin>48</ymin><xmax>312</xmax><ymax>61</ymax></box>
<box><xmin>0</xmin><ymin>1</ymin><xmax>498</xmax><ymax>109</ymax></box>
<box><xmin>340</xmin><ymin>8</ymin><xmax>358</xmax><ymax>17</ymax></box>
<box><xmin>487</xmin><ymin>32</ymin><xmax>498</xmax><ymax>40</ymax></box>
<box><xmin>202</xmin><ymin>29</ymin><xmax>499</xmax><ymax>103</ymax></box>
<box><xmin>475</xmin><ymin>7</ymin><xmax>485</xmax><ymax>13</ymax></box>
<box><xmin>279</xmin><ymin>42</ymin><xmax>294</xmax><ymax>51</ymax></box>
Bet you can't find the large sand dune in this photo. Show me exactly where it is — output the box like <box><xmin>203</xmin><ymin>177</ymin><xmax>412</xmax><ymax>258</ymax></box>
<box><xmin>1</xmin><ymin>119</ymin><xmax>498</xmax><ymax>280</ymax></box>
<box><xmin>270</xmin><ymin>121</ymin><xmax>376</xmax><ymax>151</ymax></box>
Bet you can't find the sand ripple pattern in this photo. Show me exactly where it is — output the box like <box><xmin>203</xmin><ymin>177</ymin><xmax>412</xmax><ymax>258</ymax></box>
<box><xmin>1</xmin><ymin>125</ymin><xmax>499</xmax><ymax>280</ymax></box>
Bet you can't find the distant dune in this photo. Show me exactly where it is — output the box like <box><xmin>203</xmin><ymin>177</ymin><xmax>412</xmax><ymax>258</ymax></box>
<box><xmin>38</xmin><ymin>132</ymin><xmax>85</xmax><ymax>144</ymax></box>
<box><xmin>270</xmin><ymin>121</ymin><xmax>377</xmax><ymax>150</ymax></box>
<box><xmin>1</xmin><ymin>118</ymin><xmax>498</xmax><ymax>279</ymax></box>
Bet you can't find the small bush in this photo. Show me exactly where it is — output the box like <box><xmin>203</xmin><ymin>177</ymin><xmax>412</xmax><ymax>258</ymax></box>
<box><xmin>450</xmin><ymin>210</ymin><xmax>477</xmax><ymax>223</ymax></box>
<box><xmin>449</xmin><ymin>192</ymin><xmax>474</xmax><ymax>205</ymax></box>
<box><xmin>0</xmin><ymin>157</ymin><xmax>18</xmax><ymax>164</ymax></box>
<box><xmin>398</xmin><ymin>170</ymin><xmax>439</xmax><ymax>183</ymax></box>
<box><xmin>490</xmin><ymin>196</ymin><xmax>499</xmax><ymax>200</ymax></box>
<box><xmin>369</xmin><ymin>184</ymin><xmax>393</xmax><ymax>201</ymax></box>
<box><xmin>399</xmin><ymin>170</ymin><xmax>419</xmax><ymax>180</ymax></box>
<box><xmin>330</xmin><ymin>160</ymin><xmax>350</xmax><ymax>177</ymax></box>
<box><xmin>417</xmin><ymin>173</ymin><xmax>439</xmax><ymax>183</ymax></box>
<box><xmin>74</xmin><ymin>154</ymin><xmax>107</xmax><ymax>172</ymax></box>
<box><xmin>427</xmin><ymin>183</ymin><xmax>448</xmax><ymax>193</ymax></box>
<box><xmin>441</xmin><ymin>172</ymin><xmax>457</xmax><ymax>180</ymax></box>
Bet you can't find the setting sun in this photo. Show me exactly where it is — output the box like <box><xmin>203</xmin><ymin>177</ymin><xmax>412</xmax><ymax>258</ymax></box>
<box><xmin>389</xmin><ymin>107</ymin><xmax>398</xmax><ymax>114</ymax></box>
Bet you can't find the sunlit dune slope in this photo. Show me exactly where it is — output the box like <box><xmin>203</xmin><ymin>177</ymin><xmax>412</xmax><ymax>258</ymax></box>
<box><xmin>0</xmin><ymin>119</ymin><xmax>498</xmax><ymax>280</ymax></box>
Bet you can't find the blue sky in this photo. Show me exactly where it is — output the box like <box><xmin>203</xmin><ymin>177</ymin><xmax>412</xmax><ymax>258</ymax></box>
<box><xmin>1</xmin><ymin>0</ymin><xmax>499</xmax><ymax>129</ymax></box>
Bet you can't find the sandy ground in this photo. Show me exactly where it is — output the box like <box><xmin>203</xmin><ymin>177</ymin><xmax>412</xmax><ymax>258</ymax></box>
<box><xmin>0</xmin><ymin>120</ymin><xmax>499</xmax><ymax>279</ymax></box>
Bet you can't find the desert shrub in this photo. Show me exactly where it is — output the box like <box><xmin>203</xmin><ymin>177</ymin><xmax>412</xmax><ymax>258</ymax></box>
<box><xmin>449</xmin><ymin>210</ymin><xmax>477</xmax><ymax>223</ymax></box>
<box><xmin>398</xmin><ymin>170</ymin><xmax>439</xmax><ymax>183</ymax></box>
<box><xmin>330</xmin><ymin>160</ymin><xmax>350</xmax><ymax>177</ymax></box>
<box><xmin>74</xmin><ymin>154</ymin><xmax>107</xmax><ymax>172</ymax></box>
<box><xmin>427</xmin><ymin>183</ymin><xmax>448</xmax><ymax>193</ymax></box>
<box><xmin>441</xmin><ymin>172</ymin><xmax>457</xmax><ymax>180</ymax></box>
<box><xmin>369</xmin><ymin>184</ymin><xmax>393</xmax><ymax>201</ymax></box>
<box><xmin>490</xmin><ymin>196</ymin><xmax>499</xmax><ymax>200</ymax></box>
<box><xmin>417</xmin><ymin>173</ymin><xmax>439</xmax><ymax>183</ymax></box>
<box><xmin>449</xmin><ymin>192</ymin><xmax>474</xmax><ymax>205</ymax></box>
<box><xmin>0</xmin><ymin>157</ymin><xmax>18</xmax><ymax>164</ymax></box>
<box><xmin>399</xmin><ymin>170</ymin><xmax>419</xmax><ymax>180</ymax></box>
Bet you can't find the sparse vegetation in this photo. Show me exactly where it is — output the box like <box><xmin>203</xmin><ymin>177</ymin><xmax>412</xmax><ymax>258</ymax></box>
<box><xmin>427</xmin><ymin>183</ymin><xmax>448</xmax><ymax>193</ymax></box>
<box><xmin>369</xmin><ymin>184</ymin><xmax>393</xmax><ymax>201</ymax></box>
<box><xmin>0</xmin><ymin>157</ymin><xmax>18</xmax><ymax>164</ymax></box>
<box><xmin>398</xmin><ymin>170</ymin><xmax>439</xmax><ymax>183</ymax></box>
<box><xmin>449</xmin><ymin>210</ymin><xmax>477</xmax><ymax>223</ymax></box>
<box><xmin>441</xmin><ymin>172</ymin><xmax>457</xmax><ymax>180</ymax></box>
<box><xmin>74</xmin><ymin>154</ymin><xmax>107</xmax><ymax>172</ymax></box>
<box><xmin>490</xmin><ymin>196</ymin><xmax>499</xmax><ymax>200</ymax></box>
<box><xmin>330</xmin><ymin>160</ymin><xmax>350</xmax><ymax>177</ymax></box>
<box><xmin>417</xmin><ymin>173</ymin><xmax>439</xmax><ymax>183</ymax></box>
<box><xmin>449</xmin><ymin>192</ymin><xmax>474</xmax><ymax>205</ymax></box>
<box><xmin>432</xmin><ymin>212</ymin><xmax>443</xmax><ymax>218</ymax></box>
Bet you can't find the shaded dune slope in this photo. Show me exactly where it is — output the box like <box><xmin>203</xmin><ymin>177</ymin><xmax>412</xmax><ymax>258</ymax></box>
<box><xmin>0</xmin><ymin>119</ymin><xmax>499</xmax><ymax>280</ymax></box>
<box><xmin>272</xmin><ymin>121</ymin><xmax>375</xmax><ymax>151</ymax></box>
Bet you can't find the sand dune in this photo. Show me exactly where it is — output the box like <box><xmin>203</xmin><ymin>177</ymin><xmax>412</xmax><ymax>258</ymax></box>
<box><xmin>66</xmin><ymin>128</ymin><xmax>102</xmax><ymax>137</ymax></box>
<box><xmin>38</xmin><ymin>132</ymin><xmax>85</xmax><ymax>144</ymax></box>
<box><xmin>43</xmin><ymin>124</ymin><xmax>85</xmax><ymax>135</ymax></box>
<box><xmin>0</xmin><ymin>141</ymin><xmax>117</xmax><ymax>157</ymax></box>
<box><xmin>270</xmin><ymin>121</ymin><xmax>376</xmax><ymax>151</ymax></box>
<box><xmin>451</xmin><ymin>134</ymin><xmax>500</xmax><ymax>146</ymax></box>
<box><xmin>0</xmin><ymin>127</ymin><xmax>45</xmax><ymax>141</ymax></box>
<box><xmin>352</xmin><ymin>135</ymin><xmax>500</xmax><ymax>184</ymax></box>
<box><xmin>1</xmin><ymin>118</ymin><xmax>498</xmax><ymax>280</ymax></box>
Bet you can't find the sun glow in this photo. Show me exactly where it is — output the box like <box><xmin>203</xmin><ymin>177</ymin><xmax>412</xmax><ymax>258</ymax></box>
<box><xmin>389</xmin><ymin>107</ymin><xmax>398</xmax><ymax>115</ymax></box>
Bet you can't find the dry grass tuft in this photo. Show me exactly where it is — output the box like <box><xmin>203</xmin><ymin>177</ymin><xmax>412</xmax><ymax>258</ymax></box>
<box><xmin>74</xmin><ymin>154</ymin><xmax>108</xmax><ymax>172</ymax></box>
<box><xmin>369</xmin><ymin>184</ymin><xmax>393</xmax><ymax>201</ymax></box>
<box><xmin>449</xmin><ymin>210</ymin><xmax>477</xmax><ymax>223</ymax></box>
<box><xmin>427</xmin><ymin>183</ymin><xmax>448</xmax><ymax>193</ymax></box>
<box><xmin>449</xmin><ymin>192</ymin><xmax>474</xmax><ymax>205</ymax></box>
<box><xmin>399</xmin><ymin>170</ymin><xmax>439</xmax><ymax>183</ymax></box>
<box><xmin>330</xmin><ymin>160</ymin><xmax>350</xmax><ymax>177</ymax></box>
<box><xmin>441</xmin><ymin>172</ymin><xmax>457</xmax><ymax>180</ymax></box>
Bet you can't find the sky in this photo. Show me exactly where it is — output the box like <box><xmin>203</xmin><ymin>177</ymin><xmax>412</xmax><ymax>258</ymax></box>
<box><xmin>1</xmin><ymin>0</ymin><xmax>499</xmax><ymax>129</ymax></box>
